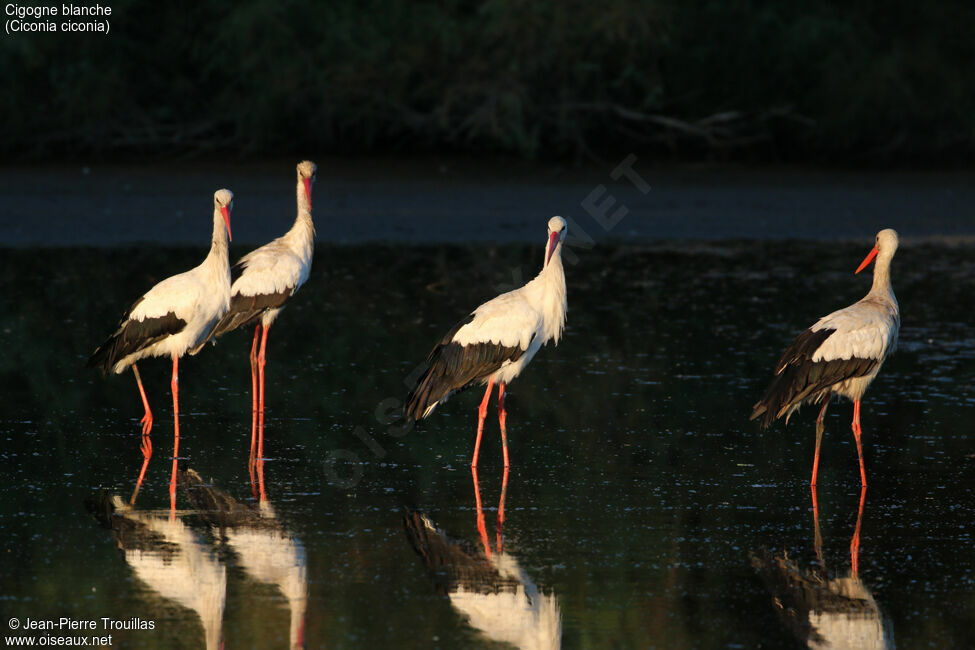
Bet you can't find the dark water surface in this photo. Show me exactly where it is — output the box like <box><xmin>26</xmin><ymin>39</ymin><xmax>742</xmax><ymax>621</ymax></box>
<box><xmin>3</xmin><ymin>163</ymin><xmax>975</xmax><ymax>247</ymax></box>
<box><xmin>1</xmin><ymin>241</ymin><xmax>973</xmax><ymax>648</ymax></box>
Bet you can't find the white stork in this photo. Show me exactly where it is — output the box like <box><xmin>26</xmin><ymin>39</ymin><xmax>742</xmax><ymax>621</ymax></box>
<box><xmin>88</xmin><ymin>189</ymin><xmax>233</xmax><ymax>507</ymax></box>
<box><xmin>751</xmin><ymin>229</ymin><xmax>900</xmax><ymax>486</ymax></box>
<box><xmin>405</xmin><ymin>216</ymin><xmax>568</xmax><ymax>468</ymax></box>
<box><xmin>202</xmin><ymin>161</ymin><xmax>316</xmax><ymax>464</ymax></box>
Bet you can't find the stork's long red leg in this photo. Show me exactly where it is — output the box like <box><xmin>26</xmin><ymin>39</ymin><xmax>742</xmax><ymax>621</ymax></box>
<box><xmin>249</xmin><ymin>324</ymin><xmax>260</xmax><ymax>468</ymax></box>
<box><xmin>130</xmin><ymin>363</ymin><xmax>153</xmax><ymax>505</ymax></box>
<box><xmin>811</xmin><ymin>396</ymin><xmax>830</xmax><ymax>486</ymax></box>
<box><xmin>816</xmin><ymin>395</ymin><xmax>831</xmax><ymax>425</ymax></box>
<box><xmin>498</xmin><ymin>381</ymin><xmax>509</xmax><ymax>468</ymax></box>
<box><xmin>132</xmin><ymin>363</ymin><xmax>154</xmax><ymax>439</ymax></box>
<box><xmin>471</xmin><ymin>379</ymin><xmax>495</xmax><ymax>468</ymax></box>
<box><xmin>851</xmin><ymin>485</ymin><xmax>867</xmax><ymax>577</ymax></box>
<box><xmin>852</xmin><ymin>399</ymin><xmax>867</xmax><ymax>487</ymax></box>
<box><xmin>169</xmin><ymin>356</ymin><xmax>180</xmax><ymax>511</ymax></box>
<box><xmin>257</xmin><ymin>322</ymin><xmax>270</xmax><ymax>461</ymax></box>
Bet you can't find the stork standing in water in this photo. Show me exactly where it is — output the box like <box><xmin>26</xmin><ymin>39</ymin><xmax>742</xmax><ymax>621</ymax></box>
<box><xmin>405</xmin><ymin>216</ymin><xmax>567</xmax><ymax>468</ymax></box>
<box><xmin>751</xmin><ymin>229</ymin><xmax>900</xmax><ymax>486</ymax></box>
<box><xmin>202</xmin><ymin>161</ymin><xmax>316</xmax><ymax>468</ymax></box>
<box><xmin>88</xmin><ymin>190</ymin><xmax>233</xmax><ymax>508</ymax></box>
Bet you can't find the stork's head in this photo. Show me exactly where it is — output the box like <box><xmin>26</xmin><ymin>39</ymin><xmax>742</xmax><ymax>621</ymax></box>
<box><xmin>545</xmin><ymin>216</ymin><xmax>567</xmax><ymax>266</ymax></box>
<box><xmin>213</xmin><ymin>189</ymin><xmax>233</xmax><ymax>241</ymax></box>
<box><xmin>856</xmin><ymin>228</ymin><xmax>898</xmax><ymax>273</ymax></box>
<box><xmin>297</xmin><ymin>160</ymin><xmax>317</xmax><ymax>208</ymax></box>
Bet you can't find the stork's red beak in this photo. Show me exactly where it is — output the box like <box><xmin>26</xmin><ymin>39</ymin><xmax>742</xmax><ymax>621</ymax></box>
<box><xmin>545</xmin><ymin>231</ymin><xmax>560</xmax><ymax>265</ymax></box>
<box><xmin>303</xmin><ymin>177</ymin><xmax>312</xmax><ymax>208</ymax></box>
<box><xmin>220</xmin><ymin>205</ymin><xmax>232</xmax><ymax>241</ymax></box>
<box><xmin>855</xmin><ymin>246</ymin><xmax>878</xmax><ymax>274</ymax></box>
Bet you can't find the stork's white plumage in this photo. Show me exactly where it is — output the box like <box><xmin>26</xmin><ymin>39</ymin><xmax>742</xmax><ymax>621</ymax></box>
<box><xmin>405</xmin><ymin>216</ymin><xmax>568</xmax><ymax>468</ymax></box>
<box><xmin>88</xmin><ymin>190</ymin><xmax>233</xmax><ymax>508</ymax></box>
<box><xmin>203</xmin><ymin>161</ymin><xmax>316</xmax><ymax>465</ymax></box>
<box><xmin>751</xmin><ymin>229</ymin><xmax>900</xmax><ymax>486</ymax></box>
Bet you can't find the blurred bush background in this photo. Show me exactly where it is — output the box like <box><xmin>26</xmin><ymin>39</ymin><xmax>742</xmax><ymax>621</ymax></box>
<box><xmin>2</xmin><ymin>0</ymin><xmax>974</xmax><ymax>163</ymax></box>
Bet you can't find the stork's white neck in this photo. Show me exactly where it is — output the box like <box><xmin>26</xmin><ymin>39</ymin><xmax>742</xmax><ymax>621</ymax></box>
<box><xmin>523</xmin><ymin>242</ymin><xmax>567</xmax><ymax>345</ymax></box>
<box><xmin>296</xmin><ymin>176</ymin><xmax>311</xmax><ymax>215</ymax></box>
<box><xmin>198</xmin><ymin>208</ymin><xmax>232</xmax><ymax>308</ymax></box>
<box><xmin>282</xmin><ymin>177</ymin><xmax>316</xmax><ymax>260</ymax></box>
<box><xmin>205</xmin><ymin>208</ymin><xmax>230</xmax><ymax>267</ymax></box>
<box><xmin>867</xmin><ymin>247</ymin><xmax>897</xmax><ymax>309</ymax></box>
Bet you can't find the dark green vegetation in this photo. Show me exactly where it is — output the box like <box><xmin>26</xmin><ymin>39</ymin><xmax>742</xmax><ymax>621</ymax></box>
<box><xmin>3</xmin><ymin>1</ymin><xmax>974</xmax><ymax>162</ymax></box>
<box><xmin>1</xmin><ymin>242</ymin><xmax>974</xmax><ymax>647</ymax></box>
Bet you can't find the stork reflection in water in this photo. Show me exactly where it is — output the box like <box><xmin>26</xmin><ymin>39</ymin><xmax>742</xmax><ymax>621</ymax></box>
<box><xmin>181</xmin><ymin>469</ymin><xmax>308</xmax><ymax>650</ymax></box>
<box><xmin>404</xmin><ymin>468</ymin><xmax>561</xmax><ymax>650</ymax></box>
<box><xmin>751</xmin><ymin>480</ymin><xmax>894</xmax><ymax>650</ymax></box>
<box><xmin>86</xmin><ymin>493</ymin><xmax>227</xmax><ymax>650</ymax></box>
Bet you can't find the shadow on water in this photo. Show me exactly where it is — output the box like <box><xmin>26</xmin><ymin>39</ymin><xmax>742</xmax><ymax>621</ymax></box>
<box><xmin>404</xmin><ymin>468</ymin><xmax>562</xmax><ymax>649</ymax></box>
<box><xmin>751</xmin><ymin>483</ymin><xmax>894</xmax><ymax>649</ymax></box>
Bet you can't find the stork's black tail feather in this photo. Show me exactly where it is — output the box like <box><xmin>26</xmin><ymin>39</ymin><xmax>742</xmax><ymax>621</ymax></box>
<box><xmin>405</xmin><ymin>353</ymin><xmax>456</xmax><ymax>422</ymax></box>
<box><xmin>750</xmin><ymin>371</ymin><xmax>795</xmax><ymax>429</ymax></box>
<box><xmin>404</xmin><ymin>366</ymin><xmax>436</xmax><ymax>422</ymax></box>
<box><xmin>405</xmin><ymin>314</ymin><xmax>476</xmax><ymax>422</ymax></box>
<box><xmin>87</xmin><ymin>325</ymin><xmax>152</xmax><ymax>374</ymax></box>
<box><xmin>87</xmin><ymin>334</ymin><xmax>120</xmax><ymax>374</ymax></box>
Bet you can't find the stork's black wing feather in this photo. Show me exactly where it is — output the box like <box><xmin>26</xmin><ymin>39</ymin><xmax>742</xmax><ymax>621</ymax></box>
<box><xmin>404</xmin><ymin>314</ymin><xmax>528</xmax><ymax>421</ymax></box>
<box><xmin>87</xmin><ymin>297</ymin><xmax>187</xmax><ymax>373</ymax></box>
<box><xmin>750</xmin><ymin>328</ymin><xmax>879</xmax><ymax>428</ymax></box>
